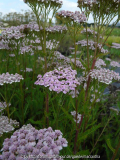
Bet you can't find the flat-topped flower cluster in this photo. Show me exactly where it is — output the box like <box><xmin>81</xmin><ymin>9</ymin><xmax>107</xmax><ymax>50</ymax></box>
<box><xmin>0</xmin><ymin>73</ymin><xmax>24</xmax><ymax>85</ymax></box>
<box><xmin>58</xmin><ymin>10</ymin><xmax>87</xmax><ymax>23</ymax></box>
<box><xmin>35</xmin><ymin>67</ymin><xmax>80</xmax><ymax>94</ymax></box>
<box><xmin>0</xmin><ymin>116</ymin><xmax>19</xmax><ymax>137</ymax></box>
<box><xmin>0</xmin><ymin>102</ymin><xmax>11</xmax><ymax>113</ymax></box>
<box><xmin>89</xmin><ymin>68</ymin><xmax>120</xmax><ymax>84</ymax></box>
<box><xmin>0</xmin><ymin>124</ymin><xmax>67</xmax><ymax>160</ymax></box>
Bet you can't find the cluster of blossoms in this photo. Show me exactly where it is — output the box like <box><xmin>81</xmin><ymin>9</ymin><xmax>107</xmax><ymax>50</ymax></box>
<box><xmin>58</xmin><ymin>10</ymin><xmax>87</xmax><ymax>23</ymax></box>
<box><xmin>105</xmin><ymin>58</ymin><xmax>111</xmax><ymax>61</ymax></box>
<box><xmin>90</xmin><ymin>93</ymin><xmax>100</xmax><ymax>102</ymax></box>
<box><xmin>0</xmin><ymin>102</ymin><xmax>11</xmax><ymax>113</ymax></box>
<box><xmin>71</xmin><ymin>111</ymin><xmax>82</xmax><ymax>123</ymax></box>
<box><xmin>0</xmin><ymin>73</ymin><xmax>24</xmax><ymax>85</ymax></box>
<box><xmin>9</xmin><ymin>54</ymin><xmax>15</xmax><ymax>57</ymax></box>
<box><xmin>19</xmin><ymin>45</ymin><xmax>34</xmax><ymax>54</ymax></box>
<box><xmin>111</xmin><ymin>42</ymin><xmax>120</xmax><ymax>49</ymax></box>
<box><xmin>0</xmin><ymin>124</ymin><xmax>68</xmax><ymax>160</ymax></box>
<box><xmin>110</xmin><ymin>61</ymin><xmax>120</xmax><ymax>68</ymax></box>
<box><xmin>95</xmin><ymin>58</ymin><xmax>106</xmax><ymax>68</ymax></box>
<box><xmin>69</xmin><ymin>90</ymin><xmax>79</xmax><ymax>98</ymax></box>
<box><xmin>81</xmin><ymin>28</ymin><xmax>103</xmax><ymax>38</ymax></box>
<box><xmin>21</xmin><ymin>68</ymin><xmax>33</xmax><ymax>72</ymax></box>
<box><xmin>0</xmin><ymin>116</ymin><xmax>19</xmax><ymax>137</ymax></box>
<box><xmin>76</xmin><ymin>40</ymin><xmax>108</xmax><ymax>53</ymax></box>
<box><xmin>28</xmin><ymin>22</ymin><xmax>67</xmax><ymax>33</ymax></box>
<box><xmin>88</xmin><ymin>68</ymin><xmax>120</xmax><ymax>84</ymax></box>
<box><xmin>24</xmin><ymin>0</ymin><xmax>63</xmax><ymax>7</ymax></box>
<box><xmin>35</xmin><ymin>67</ymin><xmax>80</xmax><ymax>94</ymax></box>
<box><xmin>1</xmin><ymin>26</ymin><xmax>25</xmax><ymax>40</ymax></box>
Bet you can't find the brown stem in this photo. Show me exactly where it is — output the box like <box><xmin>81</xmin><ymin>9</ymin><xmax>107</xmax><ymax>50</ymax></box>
<box><xmin>85</xmin><ymin>58</ymin><xmax>97</xmax><ymax>101</ymax></box>
<box><xmin>73</xmin><ymin>114</ymin><xmax>84</xmax><ymax>154</ymax></box>
<box><xmin>111</xmin><ymin>140</ymin><xmax>120</xmax><ymax>160</ymax></box>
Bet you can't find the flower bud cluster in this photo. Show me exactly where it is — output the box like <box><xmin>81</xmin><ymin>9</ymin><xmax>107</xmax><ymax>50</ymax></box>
<box><xmin>89</xmin><ymin>68</ymin><xmax>120</xmax><ymax>84</ymax></box>
<box><xmin>0</xmin><ymin>72</ymin><xmax>24</xmax><ymax>85</ymax></box>
<box><xmin>0</xmin><ymin>102</ymin><xmax>11</xmax><ymax>113</ymax></box>
<box><xmin>0</xmin><ymin>116</ymin><xmax>19</xmax><ymax>137</ymax></box>
<box><xmin>76</xmin><ymin>40</ymin><xmax>108</xmax><ymax>53</ymax></box>
<box><xmin>110</xmin><ymin>61</ymin><xmax>120</xmax><ymax>68</ymax></box>
<box><xmin>71</xmin><ymin>111</ymin><xmax>82</xmax><ymax>123</ymax></box>
<box><xmin>58</xmin><ymin>10</ymin><xmax>87</xmax><ymax>23</ymax></box>
<box><xmin>35</xmin><ymin>67</ymin><xmax>80</xmax><ymax>94</ymax></box>
<box><xmin>0</xmin><ymin>124</ymin><xmax>68</xmax><ymax>159</ymax></box>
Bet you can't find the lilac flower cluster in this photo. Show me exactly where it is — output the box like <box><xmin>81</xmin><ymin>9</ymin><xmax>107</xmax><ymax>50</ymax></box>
<box><xmin>111</xmin><ymin>42</ymin><xmax>120</xmax><ymax>49</ymax></box>
<box><xmin>0</xmin><ymin>124</ymin><xmax>68</xmax><ymax>160</ymax></box>
<box><xmin>0</xmin><ymin>73</ymin><xmax>24</xmax><ymax>85</ymax></box>
<box><xmin>69</xmin><ymin>90</ymin><xmax>79</xmax><ymax>98</ymax></box>
<box><xmin>110</xmin><ymin>61</ymin><xmax>120</xmax><ymax>68</ymax></box>
<box><xmin>0</xmin><ymin>102</ymin><xmax>11</xmax><ymax>113</ymax></box>
<box><xmin>89</xmin><ymin>68</ymin><xmax>120</xmax><ymax>84</ymax></box>
<box><xmin>76</xmin><ymin>40</ymin><xmax>108</xmax><ymax>53</ymax></box>
<box><xmin>0</xmin><ymin>116</ymin><xmax>19</xmax><ymax>137</ymax></box>
<box><xmin>105</xmin><ymin>58</ymin><xmax>111</xmax><ymax>61</ymax></box>
<box><xmin>19</xmin><ymin>45</ymin><xmax>34</xmax><ymax>54</ymax></box>
<box><xmin>95</xmin><ymin>58</ymin><xmax>106</xmax><ymax>68</ymax></box>
<box><xmin>28</xmin><ymin>22</ymin><xmax>67</xmax><ymax>33</ymax></box>
<box><xmin>21</xmin><ymin>68</ymin><xmax>33</xmax><ymax>72</ymax></box>
<box><xmin>9</xmin><ymin>54</ymin><xmax>15</xmax><ymax>57</ymax></box>
<box><xmin>81</xmin><ymin>28</ymin><xmax>102</xmax><ymax>38</ymax></box>
<box><xmin>24</xmin><ymin>0</ymin><xmax>63</xmax><ymax>7</ymax></box>
<box><xmin>71</xmin><ymin>111</ymin><xmax>82</xmax><ymax>123</ymax></box>
<box><xmin>58</xmin><ymin>10</ymin><xmax>87</xmax><ymax>23</ymax></box>
<box><xmin>35</xmin><ymin>67</ymin><xmax>80</xmax><ymax>94</ymax></box>
<box><xmin>1</xmin><ymin>26</ymin><xmax>25</xmax><ymax>40</ymax></box>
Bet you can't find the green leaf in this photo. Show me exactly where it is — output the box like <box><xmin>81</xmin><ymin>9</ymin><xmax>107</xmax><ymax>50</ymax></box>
<box><xmin>78</xmin><ymin>124</ymin><xmax>101</xmax><ymax>142</ymax></box>
<box><xmin>106</xmin><ymin>138</ymin><xmax>115</xmax><ymax>153</ymax></box>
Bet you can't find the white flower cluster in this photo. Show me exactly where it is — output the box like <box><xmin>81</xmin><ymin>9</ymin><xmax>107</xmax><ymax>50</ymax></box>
<box><xmin>76</xmin><ymin>40</ymin><xmax>108</xmax><ymax>53</ymax></box>
<box><xmin>0</xmin><ymin>72</ymin><xmax>24</xmax><ymax>85</ymax></box>
<box><xmin>81</xmin><ymin>28</ymin><xmax>103</xmax><ymax>38</ymax></box>
<box><xmin>24</xmin><ymin>0</ymin><xmax>63</xmax><ymax>6</ymax></box>
<box><xmin>0</xmin><ymin>116</ymin><xmax>19</xmax><ymax>137</ymax></box>
<box><xmin>110</xmin><ymin>61</ymin><xmax>120</xmax><ymax>68</ymax></box>
<box><xmin>111</xmin><ymin>42</ymin><xmax>120</xmax><ymax>49</ymax></box>
<box><xmin>89</xmin><ymin>68</ymin><xmax>120</xmax><ymax>84</ymax></box>
<box><xmin>58</xmin><ymin>10</ymin><xmax>87</xmax><ymax>23</ymax></box>
<box><xmin>0</xmin><ymin>102</ymin><xmax>11</xmax><ymax>113</ymax></box>
<box><xmin>95</xmin><ymin>58</ymin><xmax>106</xmax><ymax>68</ymax></box>
<box><xmin>71</xmin><ymin>111</ymin><xmax>82</xmax><ymax>123</ymax></box>
<box><xmin>0</xmin><ymin>124</ymin><xmax>67</xmax><ymax>160</ymax></box>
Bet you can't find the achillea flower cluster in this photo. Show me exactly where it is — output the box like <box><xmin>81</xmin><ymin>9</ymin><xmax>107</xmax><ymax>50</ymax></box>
<box><xmin>58</xmin><ymin>10</ymin><xmax>87</xmax><ymax>23</ymax></box>
<box><xmin>35</xmin><ymin>67</ymin><xmax>80</xmax><ymax>94</ymax></box>
<box><xmin>81</xmin><ymin>28</ymin><xmax>103</xmax><ymax>38</ymax></box>
<box><xmin>9</xmin><ymin>54</ymin><xmax>15</xmax><ymax>57</ymax></box>
<box><xmin>0</xmin><ymin>102</ymin><xmax>11</xmax><ymax>113</ymax></box>
<box><xmin>21</xmin><ymin>68</ymin><xmax>33</xmax><ymax>72</ymax></box>
<box><xmin>0</xmin><ymin>73</ymin><xmax>24</xmax><ymax>85</ymax></box>
<box><xmin>24</xmin><ymin>0</ymin><xmax>63</xmax><ymax>7</ymax></box>
<box><xmin>111</xmin><ymin>42</ymin><xmax>120</xmax><ymax>49</ymax></box>
<box><xmin>110</xmin><ymin>61</ymin><xmax>120</xmax><ymax>67</ymax></box>
<box><xmin>0</xmin><ymin>124</ymin><xmax>68</xmax><ymax>160</ymax></box>
<box><xmin>89</xmin><ymin>68</ymin><xmax>120</xmax><ymax>84</ymax></box>
<box><xmin>95</xmin><ymin>58</ymin><xmax>106</xmax><ymax>68</ymax></box>
<box><xmin>105</xmin><ymin>58</ymin><xmax>111</xmax><ymax>61</ymax></box>
<box><xmin>71</xmin><ymin>111</ymin><xmax>82</xmax><ymax>123</ymax></box>
<box><xmin>76</xmin><ymin>40</ymin><xmax>108</xmax><ymax>53</ymax></box>
<box><xmin>0</xmin><ymin>116</ymin><xmax>19</xmax><ymax>137</ymax></box>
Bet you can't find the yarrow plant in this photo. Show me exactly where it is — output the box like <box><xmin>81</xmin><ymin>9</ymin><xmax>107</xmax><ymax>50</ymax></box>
<box><xmin>0</xmin><ymin>0</ymin><xmax>120</xmax><ymax>159</ymax></box>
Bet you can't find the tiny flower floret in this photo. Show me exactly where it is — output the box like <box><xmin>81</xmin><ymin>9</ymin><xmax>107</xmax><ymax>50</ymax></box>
<box><xmin>35</xmin><ymin>67</ymin><xmax>80</xmax><ymax>94</ymax></box>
